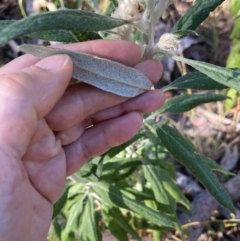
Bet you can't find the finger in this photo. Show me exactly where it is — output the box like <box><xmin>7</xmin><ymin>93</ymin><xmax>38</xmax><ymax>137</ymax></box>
<box><xmin>0</xmin><ymin>55</ymin><xmax>72</xmax><ymax>157</ymax></box>
<box><xmin>0</xmin><ymin>54</ymin><xmax>40</xmax><ymax>75</ymax></box>
<box><xmin>46</xmin><ymin>59</ymin><xmax>163</xmax><ymax>131</ymax></box>
<box><xmin>56</xmin><ymin>39</ymin><xmax>142</xmax><ymax>66</ymax></box>
<box><xmin>55</xmin><ymin>123</ymin><xmax>85</xmax><ymax>146</ymax></box>
<box><xmin>0</xmin><ymin>40</ymin><xmax>142</xmax><ymax>76</ymax></box>
<box><xmin>64</xmin><ymin>112</ymin><xmax>142</xmax><ymax>176</ymax></box>
<box><xmin>88</xmin><ymin>90</ymin><xmax>165</xmax><ymax>124</ymax></box>
<box><xmin>135</xmin><ymin>59</ymin><xmax>163</xmax><ymax>84</ymax></box>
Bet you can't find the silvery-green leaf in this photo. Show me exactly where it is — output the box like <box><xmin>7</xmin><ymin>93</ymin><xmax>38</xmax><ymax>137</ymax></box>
<box><xmin>0</xmin><ymin>9</ymin><xmax>127</xmax><ymax>46</ymax></box>
<box><xmin>29</xmin><ymin>30</ymin><xmax>101</xmax><ymax>43</ymax></box>
<box><xmin>171</xmin><ymin>55</ymin><xmax>240</xmax><ymax>92</ymax></box>
<box><xmin>162</xmin><ymin>72</ymin><xmax>227</xmax><ymax>91</ymax></box>
<box><xmin>0</xmin><ymin>20</ymin><xmax>101</xmax><ymax>43</ymax></box>
<box><xmin>157</xmin><ymin>51</ymin><xmax>240</xmax><ymax>93</ymax></box>
<box><xmin>0</xmin><ymin>20</ymin><xmax>16</xmax><ymax>31</ymax></box>
<box><xmin>19</xmin><ymin>45</ymin><xmax>152</xmax><ymax>98</ymax></box>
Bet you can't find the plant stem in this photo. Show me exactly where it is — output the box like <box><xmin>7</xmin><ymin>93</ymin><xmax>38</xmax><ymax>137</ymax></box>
<box><xmin>18</xmin><ymin>0</ymin><xmax>27</xmax><ymax>18</ymax></box>
<box><xmin>141</xmin><ymin>0</ymin><xmax>156</xmax><ymax>60</ymax></box>
<box><xmin>154</xmin><ymin>0</ymin><xmax>173</xmax><ymax>23</ymax></box>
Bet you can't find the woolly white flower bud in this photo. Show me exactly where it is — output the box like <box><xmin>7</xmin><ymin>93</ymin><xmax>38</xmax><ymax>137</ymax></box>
<box><xmin>110</xmin><ymin>0</ymin><xmax>147</xmax><ymax>40</ymax></box>
<box><xmin>111</xmin><ymin>0</ymin><xmax>146</xmax><ymax>21</ymax></box>
<box><xmin>156</xmin><ymin>33</ymin><xmax>179</xmax><ymax>51</ymax></box>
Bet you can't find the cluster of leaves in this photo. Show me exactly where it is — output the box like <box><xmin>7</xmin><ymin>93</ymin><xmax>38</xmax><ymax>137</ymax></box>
<box><xmin>0</xmin><ymin>0</ymin><xmax>239</xmax><ymax>240</ymax></box>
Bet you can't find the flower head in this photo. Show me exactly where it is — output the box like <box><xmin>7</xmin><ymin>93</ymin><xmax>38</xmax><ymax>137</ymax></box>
<box><xmin>156</xmin><ymin>33</ymin><xmax>179</xmax><ymax>51</ymax></box>
<box><xmin>111</xmin><ymin>0</ymin><xmax>146</xmax><ymax>21</ymax></box>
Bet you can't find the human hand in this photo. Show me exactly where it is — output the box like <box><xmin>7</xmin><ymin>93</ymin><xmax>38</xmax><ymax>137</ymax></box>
<box><xmin>0</xmin><ymin>40</ymin><xmax>165</xmax><ymax>241</ymax></box>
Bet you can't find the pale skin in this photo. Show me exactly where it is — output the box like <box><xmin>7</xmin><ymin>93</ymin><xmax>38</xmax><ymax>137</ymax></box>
<box><xmin>0</xmin><ymin>40</ymin><xmax>165</xmax><ymax>241</ymax></box>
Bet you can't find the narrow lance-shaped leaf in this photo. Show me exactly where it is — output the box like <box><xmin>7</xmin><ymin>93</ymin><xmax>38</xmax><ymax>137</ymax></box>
<box><xmin>173</xmin><ymin>30</ymin><xmax>198</xmax><ymax>38</ymax></box>
<box><xmin>52</xmin><ymin>186</ymin><xmax>71</xmax><ymax>219</ymax></box>
<box><xmin>90</xmin><ymin>181</ymin><xmax>175</xmax><ymax>229</ymax></box>
<box><xmin>171</xmin><ymin>55</ymin><xmax>240</xmax><ymax>92</ymax></box>
<box><xmin>0</xmin><ymin>9</ymin><xmax>127</xmax><ymax>45</ymax></box>
<box><xmin>0</xmin><ymin>20</ymin><xmax>16</xmax><ymax>31</ymax></box>
<box><xmin>199</xmin><ymin>153</ymin><xmax>235</xmax><ymax>177</ymax></box>
<box><xmin>155</xmin><ymin>167</ymin><xmax>192</xmax><ymax>210</ymax></box>
<box><xmin>172</xmin><ymin>0</ymin><xmax>225</xmax><ymax>32</ymax></box>
<box><xmin>19</xmin><ymin>45</ymin><xmax>152</xmax><ymax>98</ymax></box>
<box><xmin>162</xmin><ymin>72</ymin><xmax>228</xmax><ymax>91</ymax></box>
<box><xmin>30</xmin><ymin>30</ymin><xmax>101</xmax><ymax>43</ymax></box>
<box><xmin>108</xmin><ymin>220</ymin><xmax>129</xmax><ymax>241</ymax></box>
<box><xmin>67</xmin><ymin>196</ymin><xmax>85</xmax><ymax>229</ymax></box>
<box><xmin>105</xmin><ymin>134</ymin><xmax>144</xmax><ymax>159</ymax></box>
<box><xmin>80</xmin><ymin>196</ymin><xmax>102</xmax><ymax>241</ymax></box>
<box><xmin>158</xmin><ymin>94</ymin><xmax>228</xmax><ymax>114</ymax></box>
<box><xmin>157</xmin><ymin>124</ymin><xmax>235</xmax><ymax>213</ymax></box>
<box><xmin>142</xmin><ymin>160</ymin><xmax>181</xmax><ymax>231</ymax></box>
<box><xmin>158</xmin><ymin>52</ymin><xmax>240</xmax><ymax>93</ymax></box>
<box><xmin>0</xmin><ymin>20</ymin><xmax>101</xmax><ymax>43</ymax></box>
<box><xmin>108</xmin><ymin>207</ymin><xmax>140</xmax><ymax>240</ymax></box>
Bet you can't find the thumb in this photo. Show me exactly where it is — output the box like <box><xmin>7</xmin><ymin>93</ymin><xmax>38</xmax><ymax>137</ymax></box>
<box><xmin>21</xmin><ymin>54</ymin><xmax>73</xmax><ymax>118</ymax></box>
<box><xmin>0</xmin><ymin>54</ymin><xmax>72</xmax><ymax>157</ymax></box>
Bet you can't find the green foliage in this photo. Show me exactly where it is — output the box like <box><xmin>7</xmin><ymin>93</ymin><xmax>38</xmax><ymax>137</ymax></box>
<box><xmin>172</xmin><ymin>0</ymin><xmax>225</xmax><ymax>32</ymax></box>
<box><xmin>156</xmin><ymin>125</ymin><xmax>235</xmax><ymax>214</ymax></box>
<box><xmin>162</xmin><ymin>71</ymin><xmax>228</xmax><ymax>91</ymax></box>
<box><xmin>1</xmin><ymin>0</ymin><xmax>238</xmax><ymax>240</ymax></box>
<box><xmin>0</xmin><ymin>9</ymin><xmax>126</xmax><ymax>46</ymax></box>
<box><xmin>158</xmin><ymin>94</ymin><xmax>229</xmax><ymax>114</ymax></box>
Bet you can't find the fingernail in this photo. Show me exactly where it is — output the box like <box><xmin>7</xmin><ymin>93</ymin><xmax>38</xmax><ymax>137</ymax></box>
<box><xmin>35</xmin><ymin>54</ymin><xmax>70</xmax><ymax>70</ymax></box>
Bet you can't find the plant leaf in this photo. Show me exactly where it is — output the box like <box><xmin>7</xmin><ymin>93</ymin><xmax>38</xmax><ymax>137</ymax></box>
<box><xmin>143</xmin><ymin>161</ymin><xmax>174</xmax><ymax>211</ymax></box>
<box><xmin>156</xmin><ymin>124</ymin><xmax>235</xmax><ymax>213</ymax></box>
<box><xmin>173</xmin><ymin>55</ymin><xmax>240</xmax><ymax>92</ymax></box>
<box><xmin>0</xmin><ymin>20</ymin><xmax>16</xmax><ymax>31</ymax></box>
<box><xmin>156</xmin><ymin>168</ymin><xmax>192</xmax><ymax>210</ymax></box>
<box><xmin>0</xmin><ymin>20</ymin><xmax>101</xmax><ymax>43</ymax></box>
<box><xmin>71</xmin><ymin>31</ymin><xmax>101</xmax><ymax>42</ymax></box>
<box><xmin>28</xmin><ymin>30</ymin><xmax>78</xmax><ymax>42</ymax></box>
<box><xmin>142</xmin><ymin>160</ymin><xmax>180</xmax><ymax>231</ymax></box>
<box><xmin>173</xmin><ymin>30</ymin><xmax>198</xmax><ymax>38</ymax></box>
<box><xmin>108</xmin><ymin>220</ymin><xmax>129</xmax><ymax>241</ymax></box>
<box><xmin>0</xmin><ymin>9</ymin><xmax>127</xmax><ymax>45</ymax></box>
<box><xmin>19</xmin><ymin>44</ymin><xmax>152</xmax><ymax>98</ymax></box>
<box><xmin>172</xmin><ymin>0</ymin><xmax>225</xmax><ymax>32</ymax></box>
<box><xmin>108</xmin><ymin>207</ymin><xmax>140</xmax><ymax>240</ymax></box>
<box><xmin>162</xmin><ymin>72</ymin><xmax>228</xmax><ymax>91</ymax></box>
<box><xmin>158</xmin><ymin>94</ymin><xmax>228</xmax><ymax>114</ymax></box>
<box><xmin>200</xmin><ymin>154</ymin><xmax>235</xmax><ymax>176</ymax></box>
<box><xmin>67</xmin><ymin>196</ymin><xmax>85</xmax><ymax>229</ymax></box>
<box><xmin>105</xmin><ymin>134</ymin><xmax>144</xmax><ymax>159</ymax></box>
<box><xmin>91</xmin><ymin>182</ymin><xmax>175</xmax><ymax>229</ymax></box>
<box><xmin>29</xmin><ymin>30</ymin><xmax>101</xmax><ymax>43</ymax></box>
<box><xmin>161</xmin><ymin>53</ymin><xmax>240</xmax><ymax>92</ymax></box>
<box><xmin>52</xmin><ymin>185</ymin><xmax>71</xmax><ymax>219</ymax></box>
<box><xmin>80</xmin><ymin>196</ymin><xmax>102</xmax><ymax>241</ymax></box>
<box><xmin>52</xmin><ymin>219</ymin><xmax>62</xmax><ymax>239</ymax></box>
